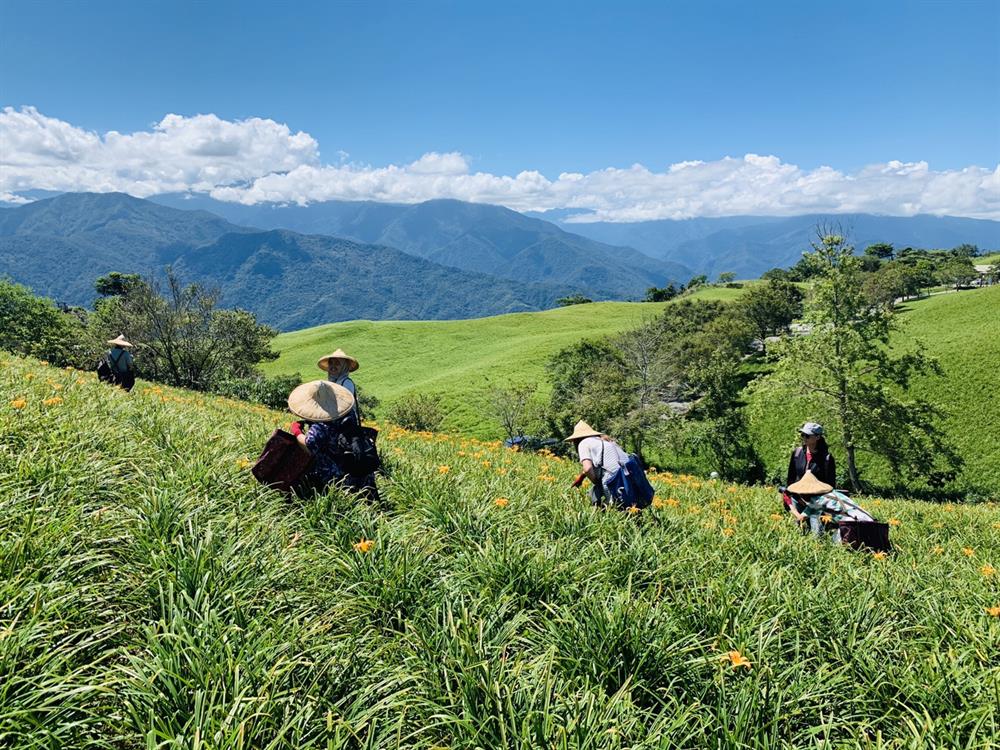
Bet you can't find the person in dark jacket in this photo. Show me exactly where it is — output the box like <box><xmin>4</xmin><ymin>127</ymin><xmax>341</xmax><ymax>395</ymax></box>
<box><xmin>783</xmin><ymin>421</ymin><xmax>836</xmax><ymax>511</ymax></box>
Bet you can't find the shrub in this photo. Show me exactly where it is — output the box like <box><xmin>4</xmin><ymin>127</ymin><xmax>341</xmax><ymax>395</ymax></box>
<box><xmin>0</xmin><ymin>279</ymin><xmax>89</xmax><ymax>367</ymax></box>
<box><xmin>211</xmin><ymin>372</ymin><xmax>303</xmax><ymax>410</ymax></box>
<box><xmin>385</xmin><ymin>392</ymin><xmax>444</xmax><ymax>431</ymax></box>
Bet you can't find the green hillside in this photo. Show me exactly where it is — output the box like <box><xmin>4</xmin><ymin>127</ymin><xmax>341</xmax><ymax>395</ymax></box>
<box><xmin>2</xmin><ymin>354</ymin><xmax>998</xmax><ymax>747</ymax></box>
<box><xmin>270</xmin><ymin>285</ymin><xmax>1000</xmax><ymax>491</ymax></box>
<box><xmin>749</xmin><ymin>286</ymin><xmax>1000</xmax><ymax>492</ymax></box>
<box><xmin>264</xmin><ymin>287</ymin><xmax>746</xmax><ymax>436</ymax></box>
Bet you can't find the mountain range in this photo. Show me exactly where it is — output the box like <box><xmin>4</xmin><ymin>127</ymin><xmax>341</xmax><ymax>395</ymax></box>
<box><xmin>2</xmin><ymin>191</ymin><xmax>997</xmax><ymax>331</ymax></box>
<box><xmin>535</xmin><ymin>212</ymin><xmax>1000</xmax><ymax>278</ymax></box>
<box><xmin>0</xmin><ymin>193</ymin><xmax>570</xmax><ymax>328</ymax></box>
<box><xmin>149</xmin><ymin>194</ymin><xmax>690</xmax><ymax>299</ymax></box>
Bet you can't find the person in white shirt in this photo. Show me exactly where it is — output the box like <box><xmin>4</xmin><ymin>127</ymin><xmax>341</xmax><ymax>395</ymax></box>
<box><xmin>565</xmin><ymin>420</ymin><xmax>630</xmax><ymax>506</ymax></box>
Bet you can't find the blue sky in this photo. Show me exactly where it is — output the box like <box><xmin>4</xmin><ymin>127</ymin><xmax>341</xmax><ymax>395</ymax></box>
<box><xmin>1</xmin><ymin>0</ymin><xmax>998</xmax><ymax>218</ymax></box>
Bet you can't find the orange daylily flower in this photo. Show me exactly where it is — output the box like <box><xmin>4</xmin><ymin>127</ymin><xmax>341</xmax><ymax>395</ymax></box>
<box><xmin>627</xmin><ymin>505</ymin><xmax>640</xmax><ymax>515</ymax></box>
<box><xmin>962</xmin><ymin>547</ymin><xmax>975</xmax><ymax>557</ymax></box>
<box><xmin>438</xmin><ymin>465</ymin><xmax>450</xmax><ymax>474</ymax></box>
<box><xmin>494</xmin><ymin>497</ymin><xmax>509</xmax><ymax>508</ymax></box>
<box><xmin>42</xmin><ymin>396</ymin><xmax>63</xmax><ymax>406</ymax></box>
<box><xmin>872</xmin><ymin>551</ymin><xmax>888</xmax><ymax>560</ymax></box>
<box><xmin>888</xmin><ymin>518</ymin><xmax>901</xmax><ymax>527</ymax></box>
<box><xmin>981</xmin><ymin>564</ymin><xmax>996</xmax><ymax>577</ymax></box>
<box><xmin>10</xmin><ymin>398</ymin><xmax>26</xmax><ymax>409</ymax></box>
<box><xmin>726</xmin><ymin>650</ymin><xmax>752</xmax><ymax>669</ymax></box>
<box><xmin>931</xmin><ymin>546</ymin><xmax>943</xmax><ymax>555</ymax></box>
<box><xmin>986</xmin><ymin>606</ymin><xmax>1000</xmax><ymax>617</ymax></box>
<box><xmin>353</xmin><ymin>538</ymin><xmax>375</xmax><ymax>553</ymax></box>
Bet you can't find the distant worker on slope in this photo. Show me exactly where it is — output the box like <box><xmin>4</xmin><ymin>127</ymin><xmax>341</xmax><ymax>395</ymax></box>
<box><xmin>318</xmin><ymin>348</ymin><xmax>361</xmax><ymax>423</ymax></box>
<box><xmin>565</xmin><ymin>420</ymin><xmax>655</xmax><ymax>512</ymax></box>
<box><xmin>97</xmin><ymin>334</ymin><xmax>136</xmax><ymax>391</ymax></box>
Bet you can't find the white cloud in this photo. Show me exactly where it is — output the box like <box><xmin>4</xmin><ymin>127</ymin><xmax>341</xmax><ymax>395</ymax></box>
<box><xmin>2</xmin><ymin>106</ymin><xmax>998</xmax><ymax>220</ymax></box>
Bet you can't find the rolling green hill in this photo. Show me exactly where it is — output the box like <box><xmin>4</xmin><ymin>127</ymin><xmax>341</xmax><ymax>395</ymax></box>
<box><xmin>269</xmin><ymin>285</ymin><xmax>1000</xmax><ymax>491</ymax></box>
<box><xmin>749</xmin><ymin>286</ymin><xmax>1000</xmax><ymax>491</ymax></box>
<box><xmin>2</xmin><ymin>354</ymin><xmax>999</xmax><ymax>747</ymax></box>
<box><xmin>264</xmin><ymin>287</ymin><xmax>747</xmax><ymax>435</ymax></box>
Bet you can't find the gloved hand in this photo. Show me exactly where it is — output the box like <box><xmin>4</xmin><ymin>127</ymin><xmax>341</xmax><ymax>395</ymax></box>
<box><xmin>289</xmin><ymin>421</ymin><xmax>303</xmax><ymax>437</ymax></box>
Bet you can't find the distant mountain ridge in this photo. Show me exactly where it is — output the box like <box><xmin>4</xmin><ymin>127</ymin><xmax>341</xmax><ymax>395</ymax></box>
<box><xmin>538</xmin><ymin>213</ymin><xmax>1000</xmax><ymax>278</ymax></box>
<box><xmin>150</xmin><ymin>194</ymin><xmax>691</xmax><ymax>298</ymax></box>
<box><xmin>0</xmin><ymin>193</ymin><xmax>571</xmax><ymax>329</ymax></box>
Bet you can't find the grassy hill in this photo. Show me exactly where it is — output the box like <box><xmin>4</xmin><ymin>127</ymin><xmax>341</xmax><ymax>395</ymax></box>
<box><xmin>269</xmin><ymin>284</ymin><xmax>1000</xmax><ymax>491</ymax></box>
<box><xmin>748</xmin><ymin>285</ymin><xmax>1000</xmax><ymax>492</ymax></box>
<box><xmin>264</xmin><ymin>287</ymin><xmax>747</xmax><ymax>435</ymax></box>
<box><xmin>2</xmin><ymin>353</ymin><xmax>999</xmax><ymax>747</ymax></box>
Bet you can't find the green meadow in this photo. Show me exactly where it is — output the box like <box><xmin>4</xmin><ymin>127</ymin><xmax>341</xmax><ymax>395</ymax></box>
<box><xmin>2</xmin><ymin>354</ymin><xmax>999</xmax><ymax>748</ymax></box>
<box><xmin>268</xmin><ymin>284</ymin><xmax>1000</xmax><ymax>491</ymax></box>
<box><xmin>263</xmin><ymin>287</ymin><xmax>746</xmax><ymax>436</ymax></box>
<box><xmin>748</xmin><ymin>285</ymin><xmax>1000</xmax><ymax>491</ymax></box>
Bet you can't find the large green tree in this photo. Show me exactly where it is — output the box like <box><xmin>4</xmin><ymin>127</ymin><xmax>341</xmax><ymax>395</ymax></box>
<box><xmin>90</xmin><ymin>269</ymin><xmax>278</xmax><ymax>390</ymax></box>
<box><xmin>754</xmin><ymin>233</ymin><xmax>961</xmax><ymax>491</ymax></box>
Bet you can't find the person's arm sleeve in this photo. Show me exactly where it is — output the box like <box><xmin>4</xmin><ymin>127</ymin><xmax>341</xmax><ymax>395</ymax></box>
<box><xmin>786</xmin><ymin>452</ymin><xmax>796</xmax><ymax>486</ymax></box>
<box><xmin>828</xmin><ymin>454</ymin><xmax>836</xmax><ymax>488</ymax></box>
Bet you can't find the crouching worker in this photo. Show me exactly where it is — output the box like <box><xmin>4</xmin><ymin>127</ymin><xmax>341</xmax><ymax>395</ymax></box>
<box><xmin>565</xmin><ymin>420</ymin><xmax>655</xmax><ymax>512</ymax></box>
<box><xmin>287</xmin><ymin>380</ymin><xmax>380</xmax><ymax>501</ymax></box>
<box><xmin>785</xmin><ymin>470</ymin><xmax>876</xmax><ymax>542</ymax></box>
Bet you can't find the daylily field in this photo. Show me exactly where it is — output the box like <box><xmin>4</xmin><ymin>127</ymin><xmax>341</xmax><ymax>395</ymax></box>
<box><xmin>2</xmin><ymin>354</ymin><xmax>999</xmax><ymax>749</ymax></box>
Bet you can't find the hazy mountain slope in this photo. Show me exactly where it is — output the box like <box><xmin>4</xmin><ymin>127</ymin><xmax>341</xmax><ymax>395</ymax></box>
<box><xmin>151</xmin><ymin>195</ymin><xmax>691</xmax><ymax>297</ymax></box>
<box><xmin>555</xmin><ymin>213</ymin><xmax>1000</xmax><ymax>278</ymax></box>
<box><xmin>170</xmin><ymin>229</ymin><xmax>569</xmax><ymax>329</ymax></box>
<box><xmin>0</xmin><ymin>193</ymin><xmax>570</xmax><ymax>327</ymax></box>
<box><xmin>0</xmin><ymin>192</ymin><xmax>254</xmax><ymax>304</ymax></box>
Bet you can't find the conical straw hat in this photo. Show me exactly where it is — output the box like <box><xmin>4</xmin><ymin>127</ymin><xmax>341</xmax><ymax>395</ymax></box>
<box><xmin>287</xmin><ymin>380</ymin><xmax>355</xmax><ymax>422</ymax></box>
<box><xmin>317</xmin><ymin>348</ymin><xmax>359</xmax><ymax>373</ymax></box>
<box><xmin>564</xmin><ymin>420</ymin><xmax>603</xmax><ymax>442</ymax></box>
<box><xmin>107</xmin><ymin>334</ymin><xmax>133</xmax><ymax>348</ymax></box>
<box><xmin>787</xmin><ymin>470</ymin><xmax>833</xmax><ymax>495</ymax></box>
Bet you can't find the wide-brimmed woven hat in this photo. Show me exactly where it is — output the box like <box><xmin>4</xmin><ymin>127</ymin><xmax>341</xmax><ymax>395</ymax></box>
<box><xmin>787</xmin><ymin>470</ymin><xmax>833</xmax><ymax>495</ymax></box>
<box><xmin>287</xmin><ymin>380</ymin><xmax>355</xmax><ymax>422</ymax></box>
<box><xmin>317</xmin><ymin>348</ymin><xmax>359</xmax><ymax>373</ymax></box>
<box><xmin>564</xmin><ymin>420</ymin><xmax>603</xmax><ymax>442</ymax></box>
<box><xmin>107</xmin><ymin>334</ymin><xmax>133</xmax><ymax>348</ymax></box>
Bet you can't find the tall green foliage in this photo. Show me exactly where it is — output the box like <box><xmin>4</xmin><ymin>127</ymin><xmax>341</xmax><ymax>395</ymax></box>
<box><xmin>90</xmin><ymin>269</ymin><xmax>278</xmax><ymax>390</ymax></box>
<box><xmin>0</xmin><ymin>280</ymin><xmax>88</xmax><ymax>367</ymax></box>
<box><xmin>751</xmin><ymin>234</ymin><xmax>961</xmax><ymax>492</ymax></box>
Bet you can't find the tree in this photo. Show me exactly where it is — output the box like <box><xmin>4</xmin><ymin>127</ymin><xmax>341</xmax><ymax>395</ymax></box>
<box><xmin>936</xmin><ymin>256</ymin><xmax>977</xmax><ymax>289</ymax></box>
<box><xmin>864</xmin><ymin>242</ymin><xmax>895</xmax><ymax>261</ymax></box>
<box><xmin>94</xmin><ymin>272</ymin><xmax>142</xmax><ymax>298</ymax></box>
<box><xmin>717</xmin><ymin>272</ymin><xmax>736</xmax><ymax>285</ymax></box>
<box><xmin>487</xmin><ymin>382</ymin><xmax>543</xmax><ymax>441</ymax></box>
<box><xmin>556</xmin><ymin>294</ymin><xmax>593</xmax><ymax>306</ymax></box>
<box><xmin>89</xmin><ymin>269</ymin><xmax>278</xmax><ymax>389</ymax></box>
<box><xmin>754</xmin><ymin>232</ymin><xmax>961</xmax><ymax>491</ymax></box>
<box><xmin>735</xmin><ymin>279</ymin><xmax>803</xmax><ymax>355</ymax></box>
<box><xmin>0</xmin><ymin>280</ymin><xmax>88</xmax><ymax>366</ymax></box>
<box><xmin>684</xmin><ymin>275</ymin><xmax>708</xmax><ymax>291</ymax></box>
<box><xmin>644</xmin><ymin>284</ymin><xmax>679</xmax><ymax>302</ymax></box>
<box><xmin>951</xmin><ymin>243</ymin><xmax>979</xmax><ymax>258</ymax></box>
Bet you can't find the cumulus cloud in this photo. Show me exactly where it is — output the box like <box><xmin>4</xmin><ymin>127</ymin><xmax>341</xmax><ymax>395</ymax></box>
<box><xmin>2</xmin><ymin>106</ymin><xmax>998</xmax><ymax>220</ymax></box>
<box><xmin>0</xmin><ymin>106</ymin><xmax>318</xmax><ymax>197</ymax></box>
